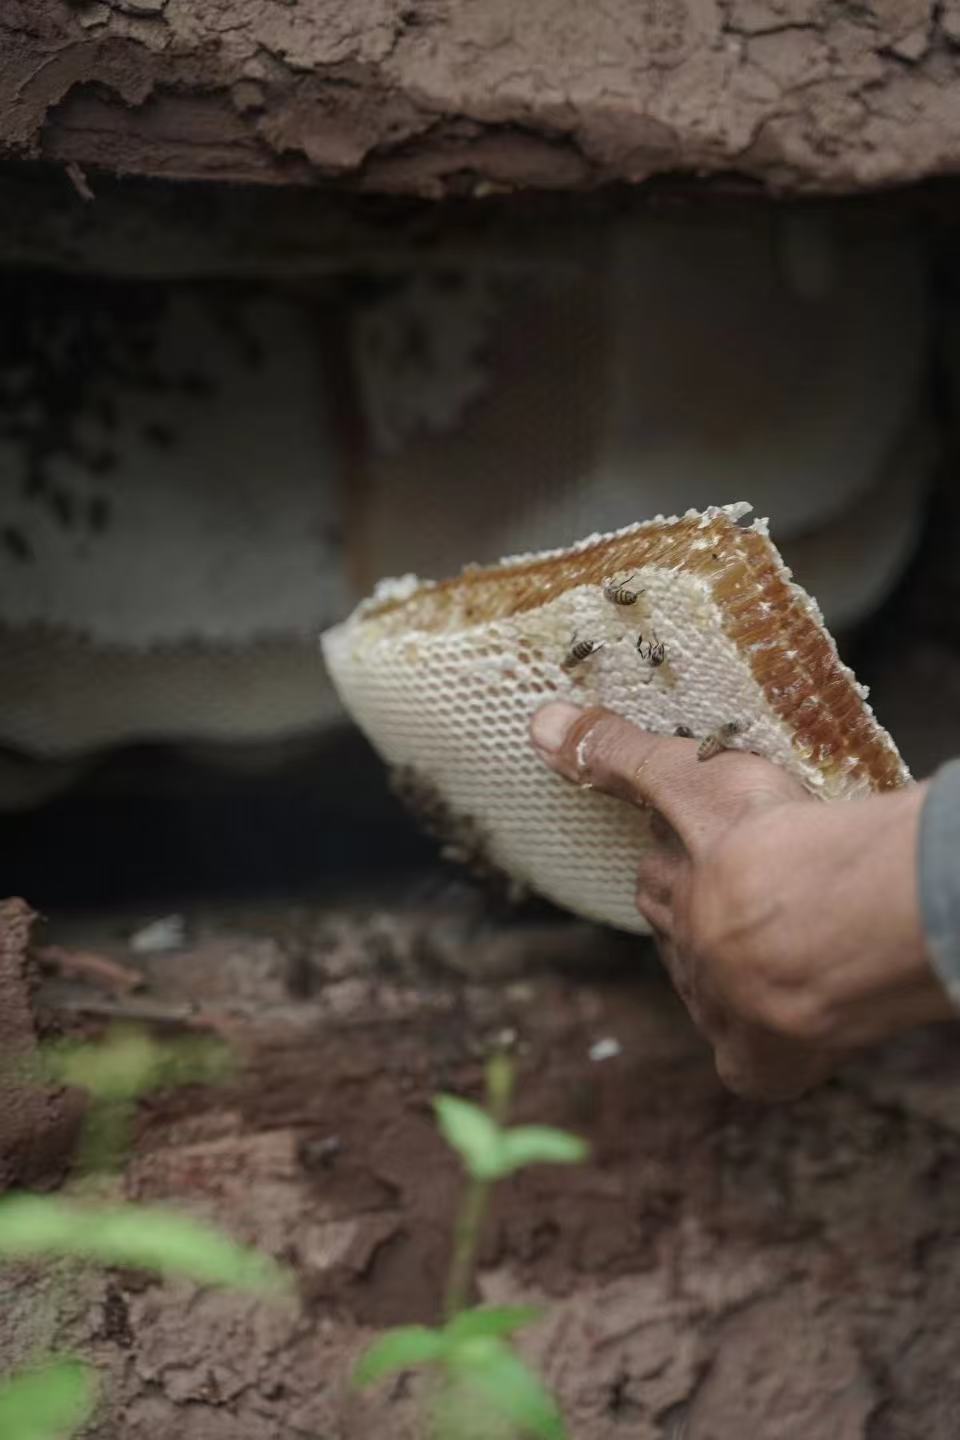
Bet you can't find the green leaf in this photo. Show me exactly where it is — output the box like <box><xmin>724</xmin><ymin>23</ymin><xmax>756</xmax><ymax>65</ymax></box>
<box><xmin>352</xmin><ymin>1326</ymin><xmax>448</xmax><ymax>1388</ymax></box>
<box><xmin>498</xmin><ymin>1126</ymin><xmax>588</xmax><ymax>1175</ymax></box>
<box><xmin>42</xmin><ymin>1031</ymin><xmax>162</xmax><ymax>1101</ymax></box>
<box><xmin>0</xmin><ymin>1196</ymin><xmax>289</xmax><ymax>1295</ymax></box>
<box><xmin>450</xmin><ymin>1337</ymin><xmax>566</xmax><ymax>1440</ymax></box>
<box><xmin>445</xmin><ymin>1305</ymin><xmax>543</xmax><ymax>1343</ymax></box>
<box><xmin>0</xmin><ymin>1359</ymin><xmax>96</xmax><ymax>1440</ymax></box>
<box><xmin>42</xmin><ymin>1029</ymin><xmax>232</xmax><ymax>1102</ymax></box>
<box><xmin>434</xmin><ymin>1095</ymin><xmax>506</xmax><ymax>1181</ymax></box>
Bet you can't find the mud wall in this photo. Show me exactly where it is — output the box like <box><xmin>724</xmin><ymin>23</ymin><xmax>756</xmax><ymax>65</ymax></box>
<box><xmin>5</xmin><ymin>2</ymin><xmax>960</xmax><ymax>198</ymax></box>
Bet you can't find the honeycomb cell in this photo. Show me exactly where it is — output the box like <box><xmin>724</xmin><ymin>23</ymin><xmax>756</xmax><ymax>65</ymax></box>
<box><xmin>322</xmin><ymin>504</ymin><xmax>907</xmax><ymax>933</ymax></box>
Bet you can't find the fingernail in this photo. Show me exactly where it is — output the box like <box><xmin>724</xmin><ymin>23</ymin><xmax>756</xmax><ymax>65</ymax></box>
<box><xmin>530</xmin><ymin>702</ymin><xmax>582</xmax><ymax>756</ymax></box>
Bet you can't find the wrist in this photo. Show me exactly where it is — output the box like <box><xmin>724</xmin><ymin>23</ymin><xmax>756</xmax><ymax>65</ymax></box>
<box><xmin>825</xmin><ymin>781</ymin><xmax>954</xmax><ymax>1046</ymax></box>
<box><xmin>917</xmin><ymin>758</ymin><xmax>960</xmax><ymax>1016</ymax></box>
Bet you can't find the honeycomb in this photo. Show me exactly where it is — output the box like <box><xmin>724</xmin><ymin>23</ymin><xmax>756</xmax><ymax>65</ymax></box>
<box><xmin>321</xmin><ymin>504</ymin><xmax>908</xmax><ymax>934</ymax></box>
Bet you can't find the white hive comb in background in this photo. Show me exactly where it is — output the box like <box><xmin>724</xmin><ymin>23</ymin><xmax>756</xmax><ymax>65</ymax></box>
<box><xmin>322</xmin><ymin>503</ymin><xmax>909</xmax><ymax>935</ymax></box>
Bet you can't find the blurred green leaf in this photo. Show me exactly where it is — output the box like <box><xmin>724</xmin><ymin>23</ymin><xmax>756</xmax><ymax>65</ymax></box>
<box><xmin>41</xmin><ymin>1029</ymin><xmax>233</xmax><ymax>1176</ymax></box>
<box><xmin>446</xmin><ymin>1305</ymin><xmax>543</xmax><ymax>1343</ymax></box>
<box><xmin>450</xmin><ymin>1337</ymin><xmax>566</xmax><ymax>1440</ymax></box>
<box><xmin>42</xmin><ymin>1030</ymin><xmax>161</xmax><ymax>1101</ymax></box>
<box><xmin>498</xmin><ymin>1127</ymin><xmax>588</xmax><ymax>1175</ymax></box>
<box><xmin>0</xmin><ymin>1196</ymin><xmax>289</xmax><ymax>1295</ymax></box>
<box><xmin>434</xmin><ymin>1096</ymin><xmax>505</xmax><ymax>1181</ymax></box>
<box><xmin>0</xmin><ymin>1359</ymin><xmax>96</xmax><ymax>1440</ymax></box>
<box><xmin>42</xmin><ymin>1029</ymin><xmax>232</xmax><ymax>1102</ymax></box>
<box><xmin>352</xmin><ymin>1326</ymin><xmax>448</xmax><ymax>1388</ymax></box>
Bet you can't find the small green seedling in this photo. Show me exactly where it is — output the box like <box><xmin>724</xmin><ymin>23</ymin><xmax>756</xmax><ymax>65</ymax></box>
<box><xmin>38</xmin><ymin>1026</ymin><xmax>234</xmax><ymax>1173</ymax></box>
<box><xmin>0</xmin><ymin>1360</ymin><xmax>96</xmax><ymax>1440</ymax></box>
<box><xmin>0</xmin><ymin>1193</ymin><xmax>289</xmax><ymax>1296</ymax></box>
<box><xmin>0</xmin><ymin>1026</ymin><xmax>288</xmax><ymax>1440</ymax></box>
<box><xmin>353</xmin><ymin>1054</ymin><xmax>588</xmax><ymax>1439</ymax></box>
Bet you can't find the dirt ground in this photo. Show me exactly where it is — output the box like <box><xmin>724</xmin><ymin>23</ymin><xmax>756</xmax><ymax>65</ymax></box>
<box><xmin>2</xmin><ymin>879</ymin><xmax>960</xmax><ymax>1440</ymax></box>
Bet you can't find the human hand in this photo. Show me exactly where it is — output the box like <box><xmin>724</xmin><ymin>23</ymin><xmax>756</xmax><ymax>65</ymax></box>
<box><xmin>530</xmin><ymin>702</ymin><xmax>952</xmax><ymax>1100</ymax></box>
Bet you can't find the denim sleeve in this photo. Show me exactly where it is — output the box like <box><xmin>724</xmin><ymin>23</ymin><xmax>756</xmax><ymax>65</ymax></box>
<box><xmin>918</xmin><ymin>758</ymin><xmax>960</xmax><ymax>1008</ymax></box>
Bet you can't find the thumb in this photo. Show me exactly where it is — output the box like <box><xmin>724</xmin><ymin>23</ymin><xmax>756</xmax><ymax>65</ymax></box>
<box><xmin>530</xmin><ymin>702</ymin><xmax>804</xmax><ymax>855</ymax></box>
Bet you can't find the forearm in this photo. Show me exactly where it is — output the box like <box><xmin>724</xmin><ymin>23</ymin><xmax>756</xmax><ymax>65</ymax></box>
<box><xmin>918</xmin><ymin>758</ymin><xmax>960</xmax><ymax>1009</ymax></box>
<box><xmin>811</xmin><ymin>782</ymin><xmax>951</xmax><ymax>1046</ymax></box>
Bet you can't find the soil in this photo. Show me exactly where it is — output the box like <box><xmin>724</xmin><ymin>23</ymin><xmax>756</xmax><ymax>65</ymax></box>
<box><xmin>0</xmin><ymin>899</ymin><xmax>85</xmax><ymax>1191</ymax></box>
<box><xmin>2</xmin><ymin>886</ymin><xmax>960</xmax><ymax>1440</ymax></box>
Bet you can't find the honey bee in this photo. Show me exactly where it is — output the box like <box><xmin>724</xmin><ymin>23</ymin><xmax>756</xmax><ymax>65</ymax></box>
<box><xmin>562</xmin><ymin>634</ymin><xmax>605</xmax><ymax>670</ymax></box>
<box><xmin>603</xmin><ymin>573</ymin><xmax>643</xmax><ymax>606</ymax></box>
<box><xmin>636</xmin><ymin>634</ymin><xmax>666</xmax><ymax>667</ymax></box>
<box><xmin>697</xmin><ymin>721</ymin><xmax>744</xmax><ymax>762</ymax></box>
